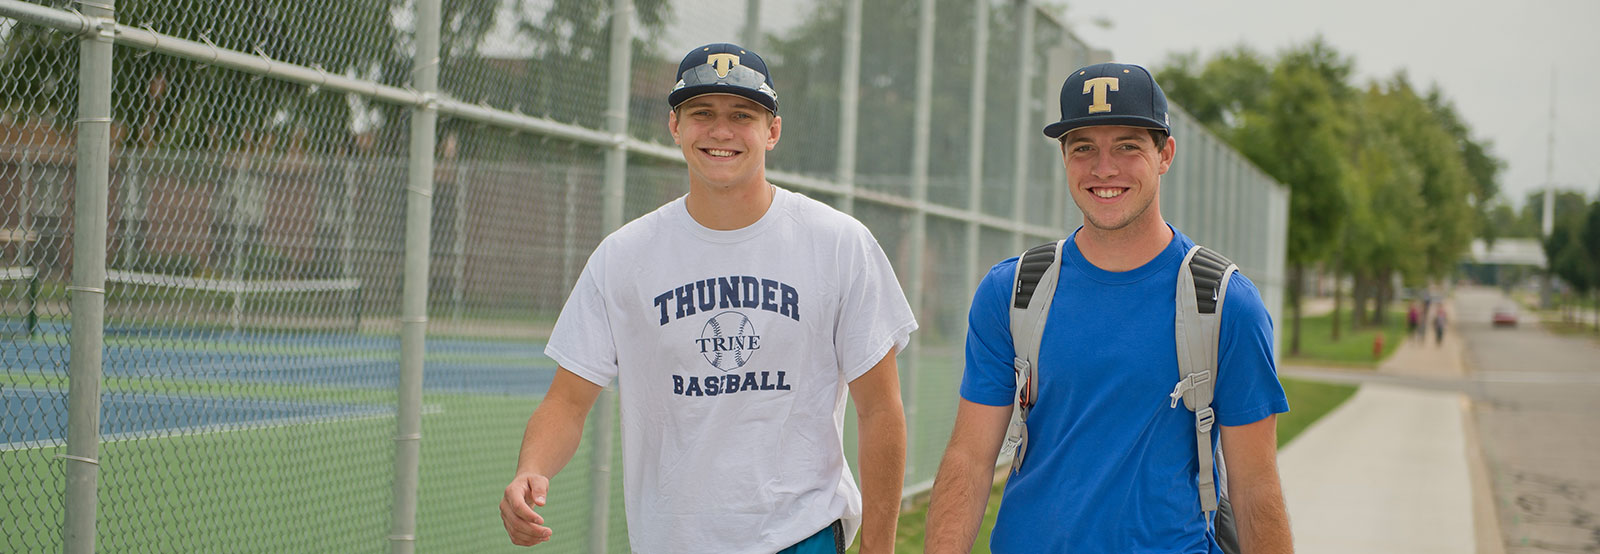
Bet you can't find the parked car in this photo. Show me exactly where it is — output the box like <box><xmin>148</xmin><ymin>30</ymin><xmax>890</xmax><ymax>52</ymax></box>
<box><xmin>1491</xmin><ymin>304</ymin><xmax>1519</xmax><ymax>327</ymax></box>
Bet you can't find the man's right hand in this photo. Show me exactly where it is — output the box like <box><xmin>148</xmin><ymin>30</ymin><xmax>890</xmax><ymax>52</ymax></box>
<box><xmin>500</xmin><ymin>473</ymin><xmax>554</xmax><ymax>546</ymax></box>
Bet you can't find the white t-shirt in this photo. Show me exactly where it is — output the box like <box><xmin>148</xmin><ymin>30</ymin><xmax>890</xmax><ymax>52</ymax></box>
<box><xmin>545</xmin><ymin>186</ymin><xmax>917</xmax><ymax>554</ymax></box>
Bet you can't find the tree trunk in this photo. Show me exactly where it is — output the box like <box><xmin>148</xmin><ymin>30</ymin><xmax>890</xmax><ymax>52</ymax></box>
<box><xmin>1289</xmin><ymin>264</ymin><xmax>1304</xmax><ymax>356</ymax></box>
<box><xmin>1374</xmin><ymin>269</ymin><xmax>1390</xmax><ymax>326</ymax></box>
<box><xmin>1351</xmin><ymin>273</ymin><xmax>1369</xmax><ymax>329</ymax></box>
<box><xmin>1331</xmin><ymin>260</ymin><xmax>1342</xmax><ymax>342</ymax></box>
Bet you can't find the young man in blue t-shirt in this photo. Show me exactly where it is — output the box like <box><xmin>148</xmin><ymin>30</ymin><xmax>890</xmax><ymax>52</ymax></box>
<box><xmin>924</xmin><ymin>63</ymin><xmax>1293</xmax><ymax>553</ymax></box>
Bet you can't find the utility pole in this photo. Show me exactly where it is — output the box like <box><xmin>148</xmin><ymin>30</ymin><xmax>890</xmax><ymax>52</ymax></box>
<box><xmin>1540</xmin><ymin>68</ymin><xmax>1556</xmax><ymax>309</ymax></box>
<box><xmin>1542</xmin><ymin>69</ymin><xmax>1556</xmax><ymax>238</ymax></box>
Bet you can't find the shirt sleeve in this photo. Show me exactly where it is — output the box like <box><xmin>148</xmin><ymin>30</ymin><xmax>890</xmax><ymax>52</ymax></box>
<box><xmin>959</xmin><ymin>259</ymin><xmax>1019</xmax><ymax>407</ymax></box>
<box><xmin>543</xmin><ymin>247</ymin><xmax>619</xmax><ymax>388</ymax></box>
<box><xmin>1213</xmin><ymin>273</ymin><xmax>1290</xmax><ymax>427</ymax></box>
<box><xmin>837</xmin><ymin>224</ymin><xmax>919</xmax><ymax>382</ymax></box>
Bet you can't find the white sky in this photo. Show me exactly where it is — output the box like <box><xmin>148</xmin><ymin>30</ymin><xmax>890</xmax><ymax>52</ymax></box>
<box><xmin>1063</xmin><ymin>0</ymin><xmax>1600</xmax><ymax>208</ymax></box>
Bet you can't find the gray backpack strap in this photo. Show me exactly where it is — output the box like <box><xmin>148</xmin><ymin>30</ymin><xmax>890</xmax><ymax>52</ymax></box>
<box><xmin>1171</xmin><ymin>245</ymin><xmax>1237</xmax><ymax>514</ymax></box>
<box><xmin>1002</xmin><ymin>240</ymin><xmax>1064</xmax><ymax>475</ymax></box>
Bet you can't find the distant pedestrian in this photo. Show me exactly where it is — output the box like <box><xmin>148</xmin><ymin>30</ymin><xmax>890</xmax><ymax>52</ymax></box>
<box><xmin>1407</xmin><ymin>301</ymin><xmax>1421</xmax><ymax>340</ymax></box>
<box><xmin>1434</xmin><ymin>306</ymin><xmax>1447</xmax><ymax>345</ymax></box>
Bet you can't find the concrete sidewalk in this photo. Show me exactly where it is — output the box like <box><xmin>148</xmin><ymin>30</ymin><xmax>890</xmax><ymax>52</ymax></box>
<box><xmin>1277</xmin><ymin>306</ymin><xmax>1501</xmax><ymax>553</ymax></box>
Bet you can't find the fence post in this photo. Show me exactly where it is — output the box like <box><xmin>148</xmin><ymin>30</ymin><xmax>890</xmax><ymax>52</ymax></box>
<box><xmin>451</xmin><ymin>154</ymin><xmax>467</xmax><ymax>323</ymax></box>
<box><xmin>390</xmin><ymin>0</ymin><xmax>440</xmax><ymax>551</ymax></box>
<box><xmin>20</xmin><ymin>156</ymin><xmax>36</xmax><ymax>336</ymax></box>
<box><xmin>964</xmin><ymin>0</ymin><xmax>989</xmax><ymax>305</ymax></box>
<box><xmin>1010</xmin><ymin>1</ymin><xmax>1035</xmax><ymax>252</ymax></box>
<box><xmin>903</xmin><ymin>0</ymin><xmax>936</xmax><ymax>484</ymax></box>
<box><xmin>590</xmin><ymin>0</ymin><xmax>634</xmax><ymax>550</ymax></box>
<box><xmin>835</xmin><ymin>0</ymin><xmax>862</xmax><ymax>214</ymax></box>
<box><xmin>342</xmin><ymin>158</ymin><xmax>358</xmax><ymax>330</ymax></box>
<box><xmin>62</xmin><ymin>0</ymin><xmax>115</xmax><ymax>552</ymax></box>
<box><xmin>229</xmin><ymin>180</ymin><xmax>245</xmax><ymax>333</ymax></box>
<box><xmin>743</xmin><ymin>0</ymin><xmax>763</xmax><ymax>52</ymax></box>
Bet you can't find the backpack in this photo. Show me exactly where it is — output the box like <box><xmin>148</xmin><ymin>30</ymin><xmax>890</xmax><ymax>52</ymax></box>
<box><xmin>1001</xmin><ymin>240</ymin><xmax>1242</xmax><ymax>554</ymax></box>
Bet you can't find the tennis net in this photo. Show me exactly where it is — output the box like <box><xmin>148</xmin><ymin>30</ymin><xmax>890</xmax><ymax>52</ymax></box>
<box><xmin>103</xmin><ymin>270</ymin><xmax>363</xmax><ymax>335</ymax></box>
<box><xmin>0</xmin><ymin>266</ymin><xmax>40</xmax><ymax>336</ymax></box>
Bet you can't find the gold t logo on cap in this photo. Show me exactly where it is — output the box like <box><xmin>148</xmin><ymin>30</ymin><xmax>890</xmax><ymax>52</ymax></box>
<box><xmin>1082</xmin><ymin>77</ymin><xmax>1119</xmax><ymax>114</ymax></box>
<box><xmin>707</xmin><ymin>53</ymin><xmax>741</xmax><ymax>78</ymax></box>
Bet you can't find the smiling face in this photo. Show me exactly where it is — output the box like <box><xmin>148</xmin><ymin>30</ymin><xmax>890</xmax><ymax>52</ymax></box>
<box><xmin>669</xmin><ymin>94</ymin><xmax>781</xmax><ymax>193</ymax></box>
<box><xmin>1061</xmin><ymin>125</ymin><xmax>1175</xmax><ymax>236</ymax></box>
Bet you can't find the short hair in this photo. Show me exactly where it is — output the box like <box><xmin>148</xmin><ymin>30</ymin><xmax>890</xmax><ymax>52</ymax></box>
<box><xmin>1149</xmin><ymin>130</ymin><xmax>1169</xmax><ymax>152</ymax></box>
<box><xmin>671</xmin><ymin>100</ymin><xmax>777</xmax><ymax>123</ymax></box>
<box><xmin>1057</xmin><ymin>129</ymin><xmax>1170</xmax><ymax>152</ymax></box>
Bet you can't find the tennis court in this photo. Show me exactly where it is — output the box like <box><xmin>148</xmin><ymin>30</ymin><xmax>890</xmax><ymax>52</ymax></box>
<box><xmin>0</xmin><ymin>325</ymin><xmax>558</xmax><ymax>395</ymax></box>
<box><xmin>0</xmin><ymin>325</ymin><xmax>570</xmax><ymax>553</ymax></box>
<box><xmin>0</xmin><ymin>386</ymin><xmax>392</xmax><ymax>449</ymax></box>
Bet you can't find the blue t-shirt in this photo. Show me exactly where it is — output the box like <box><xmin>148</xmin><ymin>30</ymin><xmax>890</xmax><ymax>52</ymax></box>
<box><xmin>961</xmin><ymin>227</ymin><xmax>1289</xmax><ymax>554</ymax></box>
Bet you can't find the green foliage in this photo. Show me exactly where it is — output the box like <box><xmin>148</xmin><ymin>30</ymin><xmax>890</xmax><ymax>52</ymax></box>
<box><xmin>1</xmin><ymin>0</ymin><xmax>414</xmax><ymax>149</ymax></box>
<box><xmin>1158</xmin><ymin>39</ymin><xmax>1355</xmax><ymax>268</ymax></box>
<box><xmin>1484</xmin><ymin>201</ymin><xmax>1539</xmax><ymax>241</ymax></box>
<box><xmin>1362</xmin><ymin>76</ymin><xmax>1478</xmax><ymax>280</ymax></box>
<box><xmin>1525</xmin><ymin>190</ymin><xmax>1592</xmax><ymax>233</ymax></box>
<box><xmin>1233</xmin><ymin>41</ymin><xmax>1354</xmax><ymax>267</ymax></box>
<box><xmin>0</xmin><ymin>0</ymin><xmax>671</xmax><ymax>153</ymax></box>
<box><xmin>1583</xmin><ymin>202</ymin><xmax>1600</xmax><ymax>268</ymax></box>
<box><xmin>1341</xmin><ymin>90</ymin><xmax>1422</xmax><ymax>283</ymax></box>
<box><xmin>1156</xmin><ymin>37</ymin><xmax>1501</xmax><ymax>314</ymax></box>
<box><xmin>1546</xmin><ymin>200</ymin><xmax>1600</xmax><ymax>296</ymax></box>
<box><xmin>1484</xmin><ymin>190</ymin><xmax>1588</xmax><ymax>243</ymax></box>
<box><xmin>1424</xmin><ymin>89</ymin><xmax>1503</xmax><ymax>239</ymax></box>
<box><xmin>1154</xmin><ymin>46</ymin><xmax>1270</xmax><ymax>134</ymax></box>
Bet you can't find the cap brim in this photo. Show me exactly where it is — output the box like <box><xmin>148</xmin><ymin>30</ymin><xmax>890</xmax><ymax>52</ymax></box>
<box><xmin>668</xmin><ymin>86</ymin><xmax>778</xmax><ymax>114</ymax></box>
<box><xmin>1042</xmin><ymin>115</ymin><xmax>1168</xmax><ymax>139</ymax></box>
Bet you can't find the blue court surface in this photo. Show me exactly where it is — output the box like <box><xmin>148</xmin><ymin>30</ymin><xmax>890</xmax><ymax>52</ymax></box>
<box><xmin>1</xmin><ymin>326</ymin><xmax>558</xmax><ymax>396</ymax></box>
<box><xmin>0</xmin><ymin>387</ymin><xmax>391</xmax><ymax>449</ymax></box>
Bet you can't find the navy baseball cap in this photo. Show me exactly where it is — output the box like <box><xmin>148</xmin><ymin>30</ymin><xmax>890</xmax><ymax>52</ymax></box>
<box><xmin>1042</xmin><ymin>62</ymin><xmax>1170</xmax><ymax>139</ymax></box>
<box><xmin>668</xmin><ymin>43</ymin><xmax>779</xmax><ymax>114</ymax></box>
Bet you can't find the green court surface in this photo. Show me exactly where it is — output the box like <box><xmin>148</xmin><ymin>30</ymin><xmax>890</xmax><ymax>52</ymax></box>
<box><xmin>1</xmin><ymin>391</ymin><xmax>632</xmax><ymax>553</ymax></box>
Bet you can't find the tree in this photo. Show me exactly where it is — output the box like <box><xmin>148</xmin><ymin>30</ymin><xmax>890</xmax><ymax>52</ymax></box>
<box><xmin>1546</xmin><ymin>214</ymin><xmax>1595</xmax><ymax>320</ymax></box>
<box><xmin>0</xmin><ymin>0</ymin><xmax>432</xmax><ymax>150</ymax></box>
<box><xmin>1340</xmin><ymin>84</ymin><xmax>1427</xmax><ymax>330</ymax></box>
<box><xmin>1426</xmin><ymin>89</ymin><xmax>1503</xmax><ymax>244</ymax></box>
<box><xmin>1523</xmin><ymin>190</ymin><xmax>1591</xmax><ymax>235</ymax></box>
<box><xmin>0</xmin><ymin>0</ymin><xmax>675</xmax><ymax>149</ymax></box>
<box><xmin>1371</xmin><ymin>75</ymin><xmax>1477</xmax><ymax>282</ymax></box>
<box><xmin>1229</xmin><ymin>39</ymin><xmax>1353</xmax><ymax>355</ymax></box>
<box><xmin>1484</xmin><ymin>201</ymin><xmax>1539</xmax><ymax>243</ymax></box>
<box><xmin>1158</xmin><ymin>38</ymin><xmax>1501</xmax><ymax>349</ymax></box>
<box><xmin>1582</xmin><ymin>201</ymin><xmax>1600</xmax><ymax>332</ymax></box>
<box><xmin>1154</xmin><ymin>46</ymin><xmax>1270</xmax><ymax>135</ymax></box>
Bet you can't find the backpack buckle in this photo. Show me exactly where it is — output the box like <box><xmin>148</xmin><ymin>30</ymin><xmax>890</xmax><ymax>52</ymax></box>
<box><xmin>1001</xmin><ymin>418</ymin><xmax>1025</xmax><ymax>455</ymax></box>
<box><xmin>1195</xmin><ymin>407</ymin><xmax>1215</xmax><ymax>433</ymax></box>
<box><xmin>1013</xmin><ymin>358</ymin><xmax>1034</xmax><ymax>408</ymax></box>
<box><xmin>1168</xmin><ymin>370</ymin><xmax>1211</xmax><ymax>408</ymax></box>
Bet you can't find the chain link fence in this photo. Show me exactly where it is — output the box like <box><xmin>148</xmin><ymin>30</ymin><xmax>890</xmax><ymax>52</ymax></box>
<box><xmin>0</xmin><ymin>0</ymin><xmax>1287</xmax><ymax>552</ymax></box>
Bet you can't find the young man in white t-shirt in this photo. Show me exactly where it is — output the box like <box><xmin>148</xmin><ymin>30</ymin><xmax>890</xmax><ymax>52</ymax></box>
<box><xmin>499</xmin><ymin>42</ymin><xmax>917</xmax><ymax>554</ymax></box>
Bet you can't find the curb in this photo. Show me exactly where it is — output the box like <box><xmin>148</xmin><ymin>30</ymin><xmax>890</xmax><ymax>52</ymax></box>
<box><xmin>1454</xmin><ymin>341</ymin><xmax>1506</xmax><ymax>554</ymax></box>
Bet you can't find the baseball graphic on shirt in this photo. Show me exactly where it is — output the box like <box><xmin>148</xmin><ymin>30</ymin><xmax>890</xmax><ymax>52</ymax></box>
<box><xmin>700</xmin><ymin>311</ymin><xmax>760</xmax><ymax>372</ymax></box>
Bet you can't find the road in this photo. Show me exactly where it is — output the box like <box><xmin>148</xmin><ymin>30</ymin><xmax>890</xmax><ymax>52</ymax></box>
<box><xmin>1455</xmin><ymin>286</ymin><xmax>1600</xmax><ymax>554</ymax></box>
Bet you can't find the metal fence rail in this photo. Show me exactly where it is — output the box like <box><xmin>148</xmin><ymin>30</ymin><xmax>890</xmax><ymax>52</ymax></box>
<box><xmin>0</xmin><ymin>0</ymin><xmax>1288</xmax><ymax>552</ymax></box>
